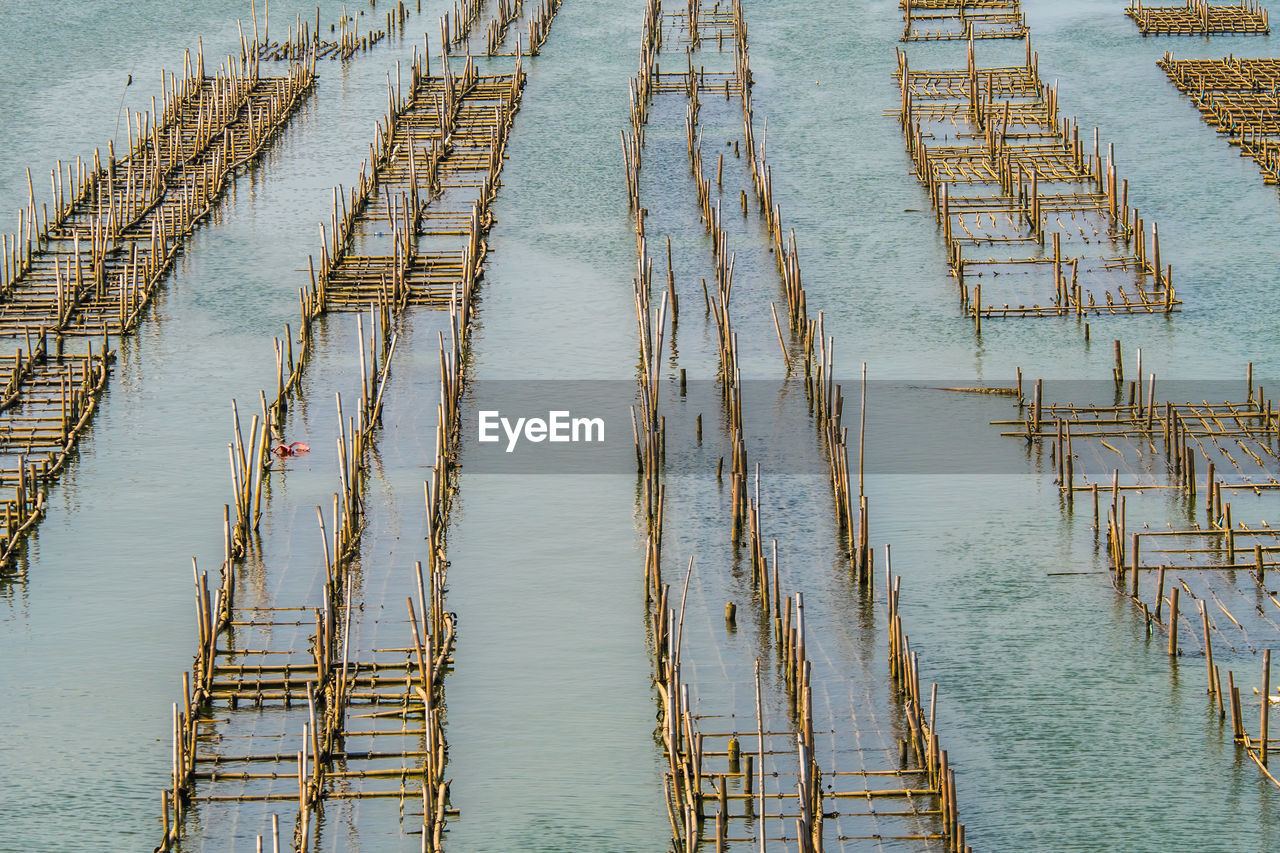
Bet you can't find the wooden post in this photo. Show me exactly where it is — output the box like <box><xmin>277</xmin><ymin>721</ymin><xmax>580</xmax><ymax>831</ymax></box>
<box><xmin>1230</xmin><ymin>669</ymin><xmax>1244</xmax><ymax>742</ymax></box>
<box><xmin>1264</xmin><ymin>650</ymin><xmax>1272</xmax><ymax>767</ymax></box>
<box><xmin>1130</xmin><ymin>534</ymin><xmax>1140</xmax><ymax>597</ymax></box>
<box><xmin>1155</xmin><ymin>565</ymin><xmax>1166</xmax><ymax>621</ymax></box>
<box><xmin>1200</xmin><ymin>601</ymin><xmax>1215</xmax><ymax>694</ymax></box>
<box><xmin>755</xmin><ymin>660</ymin><xmax>765</xmax><ymax>853</ymax></box>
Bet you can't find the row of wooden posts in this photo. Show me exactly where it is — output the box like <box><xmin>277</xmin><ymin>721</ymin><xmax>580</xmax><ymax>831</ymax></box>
<box><xmin>525</xmin><ymin>0</ymin><xmax>563</xmax><ymax>55</ymax></box>
<box><xmin>687</xmin><ymin>87</ymin><xmax>752</xmax><ymax>537</ymax></box>
<box><xmin>735</xmin><ymin>4</ymin><xmax>962</xmax><ymax>843</ymax></box>
<box><xmin>897</xmin><ymin>35</ymin><xmax>1177</xmax><ymax>320</ymax></box>
<box><xmin>482</xmin><ymin>0</ymin><xmax>562</xmax><ymax>56</ymax></box>
<box><xmin>1127</xmin><ymin>0</ymin><xmax>1269</xmax><ymax>36</ymax></box>
<box><xmin>888</xmin><ymin>565</ymin><xmax>966</xmax><ymax>851</ymax></box>
<box><xmin>158</xmin><ymin>3</ymin><xmax>539</xmax><ymax>846</ymax></box>
<box><xmin>707</xmin><ymin>1</ymin><xmax>865</xmax><ymax>574</ymax></box>
<box><xmin>245</xmin><ymin>0</ymin><xmax>416</xmax><ymax>63</ymax></box>
<box><xmin>997</xmin><ymin>350</ymin><xmax>1280</xmax><ymax>792</ymax></box>
<box><xmin>40</xmin><ymin>44</ymin><xmax>216</xmax><ymax>239</ymax></box>
<box><xmin>627</xmin><ymin>9</ymin><xmax>764</xmax><ymax>846</ymax></box>
<box><xmin>0</xmin><ymin>54</ymin><xmax>314</xmax><ymax>574</ymax></box>
<box><xmin>629</xmin><ymin>1</ymin><xmax>969</xmax><ymax>849</ymax></box>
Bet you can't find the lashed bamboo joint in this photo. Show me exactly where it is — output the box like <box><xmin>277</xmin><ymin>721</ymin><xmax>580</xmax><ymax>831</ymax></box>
<box><xmin>1127</xmin><ymin>0</ymin><xmax>1270</xmax><ymax>35</ymax></box>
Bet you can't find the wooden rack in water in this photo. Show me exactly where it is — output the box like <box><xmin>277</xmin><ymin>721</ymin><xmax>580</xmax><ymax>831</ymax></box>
<box><xmin>627</xmin><ymin>1</ymin><xmax>968</xmax><ymax>850</ymax></box>
<box><xmin>990</xmin><ymin>352</ymin><xmax>1280</xmax><ymax>791</ymax></box>
<box><xmin>244</xmin><ymin>0</ymin><xmax>417</xmax><ymax>63</ymax></box>
<box><xmin>1127</xmin><ymin>0</ymin><xmax>1270</xmax><ymax>35</ymax></box>
<box><xmin>902</xmin><ymin>0</ymin><xmax>1028</xmax><ymax>42</ymax></box>
<box><xmin>897</xmin><ymin>39</ymin><xmax>1179</xmax><ymax>321</ymax></box>
<box><xmin>481</xmin><ymin>0</ymin><xmax>563</xmax><ymax>56</ymax></box>
<box><xmin>306</xmin><ymin>37</ymin><xmax>535</xmax><ymax>316</ymax></box>
<box><xmin>1160</xmin><ymin>54</ymin><xmax>1280</xmax><ymax>186</ymax></box>
<box><xmin>651</xmin><ymin>562</ymin><xmax>963</xmax><ymax>853</ymax></box>
<box><xmin>1</xmin><ymin>52</ymin><xmax>315</xmax><ymax>338</ymax></box>
<box><xmin>0</xmin><ymin>341</ymin><xmax>110</xmax><ymax>568</ymax></box>
<box><xmin>158</xmin><ymin>314</ymin><xmax>463</xmax><ymax>852</ymax></box>
<box><xmin>0</xmin><ymin>48</ymin><xmax>314</xmax><ymax>575</ymax></box>
<box><xmin>158</xmin><ymin>3</ymin><xmax>550</xmax><ymax>847</ymax></box>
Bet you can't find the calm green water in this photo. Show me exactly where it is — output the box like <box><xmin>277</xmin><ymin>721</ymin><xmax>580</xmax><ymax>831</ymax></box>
<box><xmin>3</xmin><ymin>0</ymin><xmax>1280</xmax><ymax>850</ymax></box>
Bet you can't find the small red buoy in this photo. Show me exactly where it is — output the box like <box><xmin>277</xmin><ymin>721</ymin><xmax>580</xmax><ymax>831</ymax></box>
<box><xmin>272</xmin><ymin>441</ymin><xmax>311</xmax><ymax>458</ymax></box>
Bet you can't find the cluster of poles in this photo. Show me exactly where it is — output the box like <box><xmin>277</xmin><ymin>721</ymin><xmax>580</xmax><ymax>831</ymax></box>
<box><xmin>1127</xmin><ymin>0</ymin><xmax>1270</xmax><ymax>36</ymax></box>
<box><xmin>0</xmin><ymin>334</ymin><xmax>111</xmax><ymax>570</ymax></box>
<box><xmin>898</xmin><ymin>34</ymin><xmax>1176</xmax><ymax>321</ymax></box>
<box><xmin>157</xmin><ymin>2</ymin><xmax>546</xmax><ymax>847</ymax></box>
<box><xmin>0</xmin><ymin>48</ymin><xmax>314</xmax><ymax>576</ymax></box>
<box><xmin>626</xmin><ymin>1</ymin><xmax>969</xmax><ymax>849</ymax></box>
<box><xmin>479</xmin><ymin>0</ymin><xmax>561</xmax><ymax>56</ymax></box>
<box><xmin>6</xmin><ymin>51</ymin><xmax>314</xmax><ymax>336</ymax></box>
<box><xmin>243</xmin><ymin>0</ymin><xmax>417</xmax><ymax>63</ymax></box>
<box><xmin>442</xmin><ymin>0</ymin><xmax>487</xmax><ymax>49</ymax></box>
